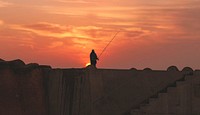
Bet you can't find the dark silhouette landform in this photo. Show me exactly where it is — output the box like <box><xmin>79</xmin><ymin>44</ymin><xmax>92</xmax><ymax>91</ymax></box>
<box><xmin>0</xmin><ymin>59</ymin><xmax>200</xmax><ymax>115</ymax></box>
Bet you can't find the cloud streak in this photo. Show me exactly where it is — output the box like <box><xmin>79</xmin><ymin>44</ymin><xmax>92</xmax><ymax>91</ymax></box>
<box><xmin>8</xmin><ymin>22</ymin><xmax>117</xmax><ymax>51</ymax></box>
<box><xmin>0</xmin><ymin>1</ymin><xmax>13</xmax><ymax>7</ymax></box>
<box><xmin>54</xmin><ymin>0</ymin><xmax>95</xmax><ymax>4</ymax></box>
<box><xmin>10</xmin><ymin>22</ymin><xmax>119</xmax><ymax>40</ymax></box>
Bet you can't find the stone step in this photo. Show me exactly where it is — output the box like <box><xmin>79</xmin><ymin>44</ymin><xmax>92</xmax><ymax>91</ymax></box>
<box><xmin>167</xmin><ymin>87</ymin><xmax>175</xmax><ymax>93</ymax></box>
<box><xmin>176</xmin><ymin>81</ymin><xmax>185</xmax><ymax>86</ymax></box>
<box><xmin>140</xmin><ymin>104</ymin><xmax>150</xmax><ymax>111</ymax></box>
<box><xmin>130</xmin><ymin>75</ymin><xmax>194</xmax><ymax>115</ymax></box>
<box><xmin>158</xmin><ymin>93</ymin><xmax>167</xmax><ymax>98</ymax></box>
<box><xmin>149</xmin><ymin>98</ymin><xmax>156</xmax><ymax>104</ymax></box>
<box><xmin>140</xmin><ymin>103</ymin><xmax>148</xmax><ymax>107</ymax></box>
<box><xmin>184</xmin><ymin>75</ymin><xmax>193</xmax><ymax>80</ymax></box>
<box><xmin>130</xmin><ymin>109</ymin><xmax>140</xmax><ymax>115</ymax></box>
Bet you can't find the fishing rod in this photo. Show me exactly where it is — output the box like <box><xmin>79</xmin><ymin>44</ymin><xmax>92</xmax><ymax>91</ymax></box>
<box><xmin>98</xmin><ymin>31</ymin><xmax>120</xmax><ymax>59</ymax></box>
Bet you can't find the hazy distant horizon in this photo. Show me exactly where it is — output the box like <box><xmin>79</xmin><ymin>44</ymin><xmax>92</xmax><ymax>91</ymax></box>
<box><xmin>0</xmin><ymin>0</ymin><xmax>200</xmax><ymax>69</ymax></box>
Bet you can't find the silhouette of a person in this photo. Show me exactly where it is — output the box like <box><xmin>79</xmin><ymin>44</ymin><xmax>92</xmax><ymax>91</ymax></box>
<box><xmin>90</xmin><ymin>49</ymin><xmax>99</xmax><ymax>67</ymax></box>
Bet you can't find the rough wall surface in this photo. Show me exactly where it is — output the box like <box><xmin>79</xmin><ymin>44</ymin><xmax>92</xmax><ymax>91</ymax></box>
<box><xmin>130</xmin><ymin>70</ymin><xmax>200</xmax><ymax>115</ymax></box>
<box><xmin>0</xmin><ymin>59</ymin><xmax>200</xmax><ymax>115</ymax></box>
<box><xmin>88</xmin><ymin>68</ymin><xmax>191</xmax><ymax>115</ymax></box>
<box><xmin>48</xmin><ymin>69</ymin><xmax>91</xmax><ymax>115</ymax></box>
<box><xmin>0</xmin><ymin>59</ymin><xmax>49</xmax><ymax>115</ymax></box>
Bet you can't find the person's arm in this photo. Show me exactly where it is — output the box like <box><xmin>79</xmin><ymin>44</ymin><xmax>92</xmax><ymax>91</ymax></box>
<box><xmin>95</xmin><ymin>54</ymin><xmax>99</xmax><ymax>60</ymax></box>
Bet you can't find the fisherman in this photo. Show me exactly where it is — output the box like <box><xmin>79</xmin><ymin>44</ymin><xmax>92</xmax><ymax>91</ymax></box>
<box><xmin>90</xmin><ymin>49</ymin><xmax>99</xmax><ymax>67</ymax></box>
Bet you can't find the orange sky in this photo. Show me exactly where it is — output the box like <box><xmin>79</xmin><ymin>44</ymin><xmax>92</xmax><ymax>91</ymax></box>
<box><xmin>0</xmin><ymin>0</ymin><xmax>200</xmax><ymax>69</ymax></box>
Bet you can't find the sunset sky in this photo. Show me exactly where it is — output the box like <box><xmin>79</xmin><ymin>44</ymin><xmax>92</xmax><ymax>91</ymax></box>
<box><xmin>0</xmin><ymin>0</ymin><xmax>200</xmax><ymax>69</ymax></box>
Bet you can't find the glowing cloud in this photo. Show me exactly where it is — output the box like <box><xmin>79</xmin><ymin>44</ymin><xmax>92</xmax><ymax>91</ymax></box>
<box><xmin>0</xmin><ymin>20</ymin><xmax>3</xmax><ymax>25</ymax></box>
<box><xmin>0</xmin><ymin>1</ymin><xmax>13</xmax><ymax>7</ymax></box>
<box><xmin>49</xmin><ymin>41</ymin><xmax>64</xmax><ymax>48</ymax></box>
<box><xmin>54</xmin><ymin>0</ymin><xmax>95</xmax><ymax>4</ymax></box>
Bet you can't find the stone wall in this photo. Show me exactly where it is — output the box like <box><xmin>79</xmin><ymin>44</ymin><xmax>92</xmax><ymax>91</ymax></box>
<box><xmin>48</xmin><ymin>69</ymin><xmax>91</xmax><ymax>115</ymax></box>
<box><xmin>0</xmin><ymin>59</ymin><xmax>200</xmax><ymax>115</ymax></box>
<box><xmin>88</xmin><ymin>68</ymin><xmax>186</xmax><ymax>115</ymax></box>
<box><xmin>130</xmin><ymin>70</ymin><xmax>200</xmax><ymax>115</ymax></box>
<box><xmin>0</xmin><ymin>59</ymin><xmax>49</xmax><ymax>115</ymax></box>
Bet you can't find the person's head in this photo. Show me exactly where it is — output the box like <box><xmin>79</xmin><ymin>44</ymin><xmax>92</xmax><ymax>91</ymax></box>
<box><xmin>92</xmin><ymin>49</ymin><xmax>95</xmax><ymax>52</ymax></box>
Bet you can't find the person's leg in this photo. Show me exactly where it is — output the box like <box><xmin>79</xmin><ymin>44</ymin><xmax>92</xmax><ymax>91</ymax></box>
<box><xmin>90</xmin><ymin>59</ymin><xmax>93</xmax><ymax>65</ymax></box>
<box><xmin>94</xmin><ymin>60</ymin><xmax>97</xmax><ymax>67</ymax></box>
<box><xmin>91</xmin><ymin>60</ymin><xmax>95</xmax><ymax>66</ymax></box>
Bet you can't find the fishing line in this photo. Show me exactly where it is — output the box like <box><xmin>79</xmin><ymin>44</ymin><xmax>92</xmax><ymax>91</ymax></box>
<box><xmin>98</xmin><ymin>31</ymin><xmax>120</xmax><ymax>59</ymax></box>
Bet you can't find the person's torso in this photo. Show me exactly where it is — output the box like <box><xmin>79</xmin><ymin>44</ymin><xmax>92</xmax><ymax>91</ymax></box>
<box><xmin>90</xmin><ymin>52</ymin><xmax>97</xmax><ymax>60</ymax></box>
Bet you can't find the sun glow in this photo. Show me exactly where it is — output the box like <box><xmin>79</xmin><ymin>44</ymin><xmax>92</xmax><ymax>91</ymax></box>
<box><xmin>85</xmin><ymin>62</ymin><xmax>91</xmax><ymax>67</ymax></box>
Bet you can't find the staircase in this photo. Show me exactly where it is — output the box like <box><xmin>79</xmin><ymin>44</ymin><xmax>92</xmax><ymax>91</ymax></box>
<box><xmin>129</xmin><ymin>73</ymin><xmax>194</xmax><ymax>115</ymax></box>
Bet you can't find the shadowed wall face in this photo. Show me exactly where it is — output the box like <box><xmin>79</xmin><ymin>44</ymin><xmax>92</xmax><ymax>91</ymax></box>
<box><xmin>0</xmin><ymin>60</ymin><xmax>48</xmax><ymax>115</ymax></box>
<box><xmin>1</xmin><ymin>60</ymin><xmax>200</xmax><ymax>115</ymax></box>
<box><xmin>48</xmin><ymin>69</ymin><xmax>92</xmax><ymax>115</ymax></box>
<box><xmin>47</xmin><ymin>66</ymin><xmax>198</xmax><ymax>115</ymax></box>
